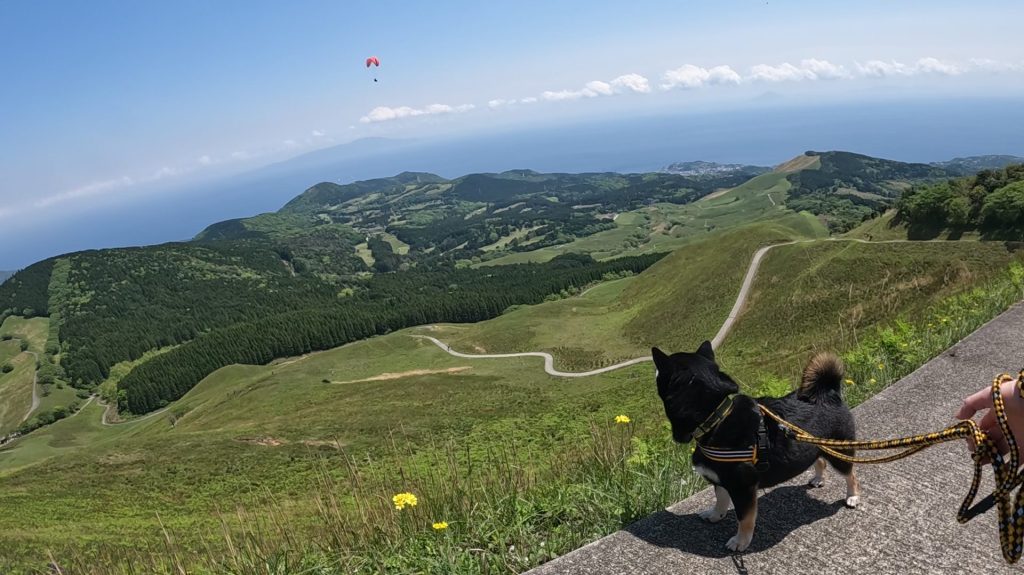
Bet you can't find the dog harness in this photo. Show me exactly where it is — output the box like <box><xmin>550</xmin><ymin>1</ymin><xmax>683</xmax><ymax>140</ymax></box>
<box><xmin>692</xmin><ymin>394</ymin><xmax>771</xmax><ymax>469</ymax></box>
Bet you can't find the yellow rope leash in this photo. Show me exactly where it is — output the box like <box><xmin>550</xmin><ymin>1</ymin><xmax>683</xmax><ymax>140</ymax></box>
<box><xmin>758</xmin><ymin>371</ymin><xmax>1024</xmax><ymax>563</ymax></box>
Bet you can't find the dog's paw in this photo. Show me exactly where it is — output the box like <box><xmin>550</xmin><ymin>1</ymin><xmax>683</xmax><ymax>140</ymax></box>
<box><xmin>807</xmin><ymin>477</ymin><xmax>824</xmax><ymax>488</ymax></box>
<box><xmin>699</xmin><ymin>508</ymin><xmax>728</xmax><ymax>523</ymax></box>
<box><xmin>845</xmin><ymin>495</ymin><xmax>860</xmax><ymax>508</ymax></box>
<box><xmin>726</xmin><ymin>533</ymin><xmax>753</xmax><ymax>552</ymax></box>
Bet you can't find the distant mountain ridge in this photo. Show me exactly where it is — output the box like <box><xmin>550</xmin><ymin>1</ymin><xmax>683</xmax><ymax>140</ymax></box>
<box><xmin>661</xmin><ymin>161</ymin><xmax>770</xmax><ymax>177</ymax></box>
<box><xmin>930</xmin><ymin>155</ymin><xmax>1024</xmax><ymax>175</ymax></box>
<box><xmin>782</xmin><ymin>151</ymin><xmax>954</xmax><ymax>232</ymax></box>
<box><xmin>2</xmin><ymin>149</ymin><xmax>1019</xmax><ymax>416</ymax></box>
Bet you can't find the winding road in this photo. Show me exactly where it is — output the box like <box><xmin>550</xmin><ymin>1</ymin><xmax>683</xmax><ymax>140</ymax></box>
<box><xmin>419</xmin><ymin>238</ymin><xmax>926</xmax><ymax>378</ymax></box>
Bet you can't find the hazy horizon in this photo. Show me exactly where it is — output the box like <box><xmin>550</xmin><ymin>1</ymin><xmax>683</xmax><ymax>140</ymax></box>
<box><xmin>2</xmin><ymin>96</ymin><xmax>1023</xmax><ymax>270</ymax></box>
<box><xmin>4</xmin><ymin>0</ymin><xmax>1024</xmax><ymax>268</ymax></box>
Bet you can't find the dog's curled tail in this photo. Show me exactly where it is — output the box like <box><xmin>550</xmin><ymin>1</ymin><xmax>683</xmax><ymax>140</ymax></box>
<box><xmin>798</xmin><ymin>353</ymin><xmax>845</xmax><ymax>403</ymax></box>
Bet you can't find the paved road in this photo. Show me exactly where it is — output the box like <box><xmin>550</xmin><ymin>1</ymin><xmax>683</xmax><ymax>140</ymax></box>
<box><xmin>525</xmin><ymin>303</ymin><xmax>1024</xmax><ymax>575</ymax></box>
<box><xmin>710</xmin><ymin>242</ymin><xmax>797</xmax><ymax>349</ymax></box>
<box><xmin>422</xmin><ymin>238</ymin><xmax>918</xmax><ymax>376</ymax></box>
<box><xmin>417</xmin><ymin>335</ymin><xmax>652</xmax><ymax>378</ymax></box>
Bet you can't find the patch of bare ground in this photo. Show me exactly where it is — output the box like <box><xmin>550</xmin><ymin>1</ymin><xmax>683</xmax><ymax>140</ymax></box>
<box><xmin>333</xmin><ymin>366</ymin><xmax>472</xmax><ymax>384</ymax></box>
<box><xmin>774</xmin><ymin>153</ymin><xmax>821</xmax><ymax>173</ymax></box>
<box><xmin>237</xmin><ymin>437</ymin><xmax>287</xmax><ymax>447</ymax></box>
<box><xmin>701</xmin><ymin>188</ymin><xmax>732</xmax><ymax>201</ymax></box>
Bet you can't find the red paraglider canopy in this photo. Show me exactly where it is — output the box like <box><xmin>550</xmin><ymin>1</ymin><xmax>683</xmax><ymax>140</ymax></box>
<box><xmin>365</xmin><ymin>56</ymin><xmax>380</xmax><ymax>68</ymax></box>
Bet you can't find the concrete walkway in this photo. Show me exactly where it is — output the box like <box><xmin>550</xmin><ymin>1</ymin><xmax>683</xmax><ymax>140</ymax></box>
<box><xmin>525</xmin><ymin>303</ymin><xmax>1024</xmax><ymax>575</ymax></box>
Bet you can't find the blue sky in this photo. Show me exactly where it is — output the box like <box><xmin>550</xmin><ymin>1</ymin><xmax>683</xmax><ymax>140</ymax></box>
<box><xmin>2</xmin><ymin>0</ymin><xmax>1024</xmax><ymax>252</ymax></box>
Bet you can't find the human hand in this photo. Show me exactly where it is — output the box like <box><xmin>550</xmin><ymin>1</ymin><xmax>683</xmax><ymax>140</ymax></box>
<box><xmin>956</xmin><ymin>376</ymin><xmax>1024</xmax><ymax>462</ymax></box>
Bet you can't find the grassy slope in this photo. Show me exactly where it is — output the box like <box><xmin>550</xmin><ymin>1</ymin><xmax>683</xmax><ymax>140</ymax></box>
<box><xmin>0</xmin><ymin>317</ymin><xmax>48</xmax><ymax>434</ymax></box>
<box><xmin>717</xmin><ymin>240</ymin><xmax>1021</xmax><ymax>384</ymax></box>
<box><xmin>0</xmin><ymin>346</ymin><xmax>34</xmax><ymax>435</ymax></box>
<box><xmin>0</xmin><ymin>234</ymin><xmax>1015</xmax><ymax>564</ymax></box>
<box><xmin>2</xmin><ymin>165</ymin><xmax>1016</xmax><ymax>566</ymax></box>
<box><xmin>479</xmin><ymin>172</ymin><xmax>802</xmax><ymax>266</ymax></box>
<box><xmin>442</xmin><ymin>214</ymin><xmax>823</xmax><ymax>370</ymax></box>
<box><xmin>0</xmin><ymin>316</ymin><xmax>47</xmax><ymax>353</ymax></box>
<box><xmin>0</xmin><ymin>333</ymin><xmax>657</xmax><ymax>560</ymax></box>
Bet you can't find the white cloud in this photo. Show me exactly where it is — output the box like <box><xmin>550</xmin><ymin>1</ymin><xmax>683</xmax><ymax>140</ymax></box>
<box><xmin>488</xmin><ymin>98</ymin><xmax>518</xmax><ymax>109</ymax></box>
<box><xmin>520</xmin><ymin>96</ymin><xmax>538</xmax><ymax>104</ymax></box>
<box><xmin>610</xmin><ymin>73</ymin><xmax>651</xmax><ymax>93</ymax></box>
<box><xmin>749</xmin><ymin>59</ymin><xmax>850</xmax><ymax>82</ymax></box>
<box><xmin>34</xmin><ymin>176</ymin><xmax>135</xmax><ymax>208</ymax></box>
<box><xmin>282</xmin><ymin>139</ymin><xmax>299</xmax><ymax>148</ymax></box>
<box><xmin>855</xmin><ymin>60</ymin><xmax>912</xmax><ymax>78</ymax></box>
<box><xmin>855</xmin><ymin>57</ymin><xmax>962</xmax><ymax>78</ymax></box>
<box><xmin>799</xmin><ymin>58</ymin><xmax>852</xmax><ymax>80</ymax></box>
<box><xmin>198</xmin><ymin>155</ymin><xmax>214</xmax><ymax>166</ymax></box>
<box><xmin>542</xmin><ymin>73</ymin><xmax>652</xmax><ymax>101</ymax></box>
<box><xmin>660</xmin><ymin>64</ymin><xmax>741</xmax><ymax>90</ymax></box>
<box><xmin>969</xmin><ymin>58</ymin><xmax>1022</xmax><ymax>72</ymax></box>
<box><xmin>360</xmin><ymin>103</ymin><xmax>475</xmax><ymax>123</ymax></box>
<box><xmin>584</xmin><ymin>80</ymin><xmax>613</xmax><ymax>96</ymax></box>
<box><xmin>311</xmin><ymin>129</ymin><xmax>326</xmax><ymax>137</ymax></box>
<box><xmin>915</xmin><ymin>57</ymin><xmax>962</xmax><ymax>76</ymax></box>
<box><xmin>749</xmin><ymin>62</ymin><xmax>813</xmax><ymax>82</ymax></box>
<box><xmin>542</xmin><ymin>89</ymin><xmax>585</xmax><ymax>101</ymax></box>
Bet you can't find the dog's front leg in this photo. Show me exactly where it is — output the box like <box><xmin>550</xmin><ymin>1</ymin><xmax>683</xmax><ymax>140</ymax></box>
<box><xmin>699</xmin><ymin>485</ymin><xmax>731</xmax><ymax>523</ymax></box>
<box><xmin>726</xmin><ymin>485</ymin><xmax>757</xmax><ymax>552</ymax></box>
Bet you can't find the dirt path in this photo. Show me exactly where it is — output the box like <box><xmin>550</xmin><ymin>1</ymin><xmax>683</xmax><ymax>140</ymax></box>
<box><xmin>421</xmin><ymin>238</ymin><xmax>929</xmax><ymax>377</ymax></box>
<box><xmin>20</xmin><ymin>351</ymin><xmax>39</xmax><ymax>424</ymax></box>
<box><xmin>100</xmin><ymin>399</ymin><xmax>169</xmax><ymax>426</ymax></box>
<box><xmin>333</xmin><ymin>366</ymin><xmax>471</xmax><ymax>384</ymax></box>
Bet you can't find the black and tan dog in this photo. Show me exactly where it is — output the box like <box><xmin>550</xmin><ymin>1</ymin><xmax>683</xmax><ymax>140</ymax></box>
<box><xmin>653</xmin><ymin>341</ymin><xmax>861</xmax><ymax>552</ymax></box>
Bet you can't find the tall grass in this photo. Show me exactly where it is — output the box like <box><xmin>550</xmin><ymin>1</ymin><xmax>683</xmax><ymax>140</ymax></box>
<box><xmin>26</xmin><ymin>261</ymin><xmax>1024</xmax><ymax>575</ymax></box>
<box><xmin>842</xmin><ymin>261</ymin><xmax>1024</xmax><ymax>406</ymax></box>
<box><xmin>37</xmin><ymin>421</ymin><xmax>696</xmax><ymax>574</ymax></box>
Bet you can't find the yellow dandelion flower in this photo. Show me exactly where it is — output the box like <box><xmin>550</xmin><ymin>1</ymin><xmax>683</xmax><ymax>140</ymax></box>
<box><xmin>869</xmin><ymin>378</ymin><xmax>877</xmax><ymax>385</ymax></box>
<box><xmin>877</xmin><ymin>363</ymin><xmax>885</xmax><ymax>370</ymax></box>
<box><xmin>392</xmin><ymin>492</ymin><xmax>418</xmax><ymax>510</ymax></box>
<box><xmin>844</xmin><ymin>378</ymin><xmax>855</xmax><ymax>386</ymax></box>
<box><xmin>614</xmin><ymin>415</ymin><xmax>631</xmax><ymax>424</ymax></box>
<box><xmin>941</xmin><ymin>318</ymin><xmax>949</xmax><ymax>323</ymax></box>
<box><xmin>432</xmin><ymin>521</ymin><xmax>449</xmax><ymax>531</ymax></box>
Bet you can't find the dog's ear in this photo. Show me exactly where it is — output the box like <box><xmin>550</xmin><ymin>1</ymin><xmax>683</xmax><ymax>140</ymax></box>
<box><xmin>696</xmin><ymin>340</ymin><xmax>715</xmax><ymax>361</ymax></box>
<box><xmin>651</xmin><ymin>347</ymin><xmax>669</xmax><ymax>370</ymax></box>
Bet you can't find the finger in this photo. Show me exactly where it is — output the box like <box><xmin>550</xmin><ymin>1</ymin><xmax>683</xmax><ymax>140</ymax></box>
<box><xmin>978</xmin><ymin>408</ymin><xmax>998</xmax><ymax>436</ymax></box>
<box><xmin>957</xmin><ymin>387</ymin><xmax>994</xmax><ymax>419</ymax></box>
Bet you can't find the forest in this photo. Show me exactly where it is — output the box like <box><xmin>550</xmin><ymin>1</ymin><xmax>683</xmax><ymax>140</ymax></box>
<box><xmin>896</xmin><ymin>164</ymin><xmax>1024</xmax><ymax>237</ymax></box>
<box><xmin>118</xmin><ymin>252</ymin><xmax>664</xmax><ymax>413</ymax></box>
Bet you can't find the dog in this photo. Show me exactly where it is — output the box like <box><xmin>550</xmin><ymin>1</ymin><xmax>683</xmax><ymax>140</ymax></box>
<box><xmin>652</xmin><ymin>340</ymin><xmax>861</xmax><ymax>552</ymax></box>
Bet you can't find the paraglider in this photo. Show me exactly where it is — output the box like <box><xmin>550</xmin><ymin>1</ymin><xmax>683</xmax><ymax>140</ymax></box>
<box><xmin>366</xmin><ymin>56</ymin><xmax>380</xmax><ymax>82</ymax></box>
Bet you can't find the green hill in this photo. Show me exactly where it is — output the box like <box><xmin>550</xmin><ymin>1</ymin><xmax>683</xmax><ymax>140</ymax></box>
<box><xmin>0</xmin><ymin>152</ymin><xmax>990</xmax><ymax>422</ymax></box>
<box><xmin>783</xmin><ymin>151</ymin><xmax>953</xmax><ymax>232</ymax></box>
<box><xmin>931</xmin><ymin>154</ymin><xmax>1024</xmax><ymax>175</ymax></box>
<box><xmin>1</xmin><ymin>213</ymin><xmax>1020</xmax><ymax>571</ymax></box>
